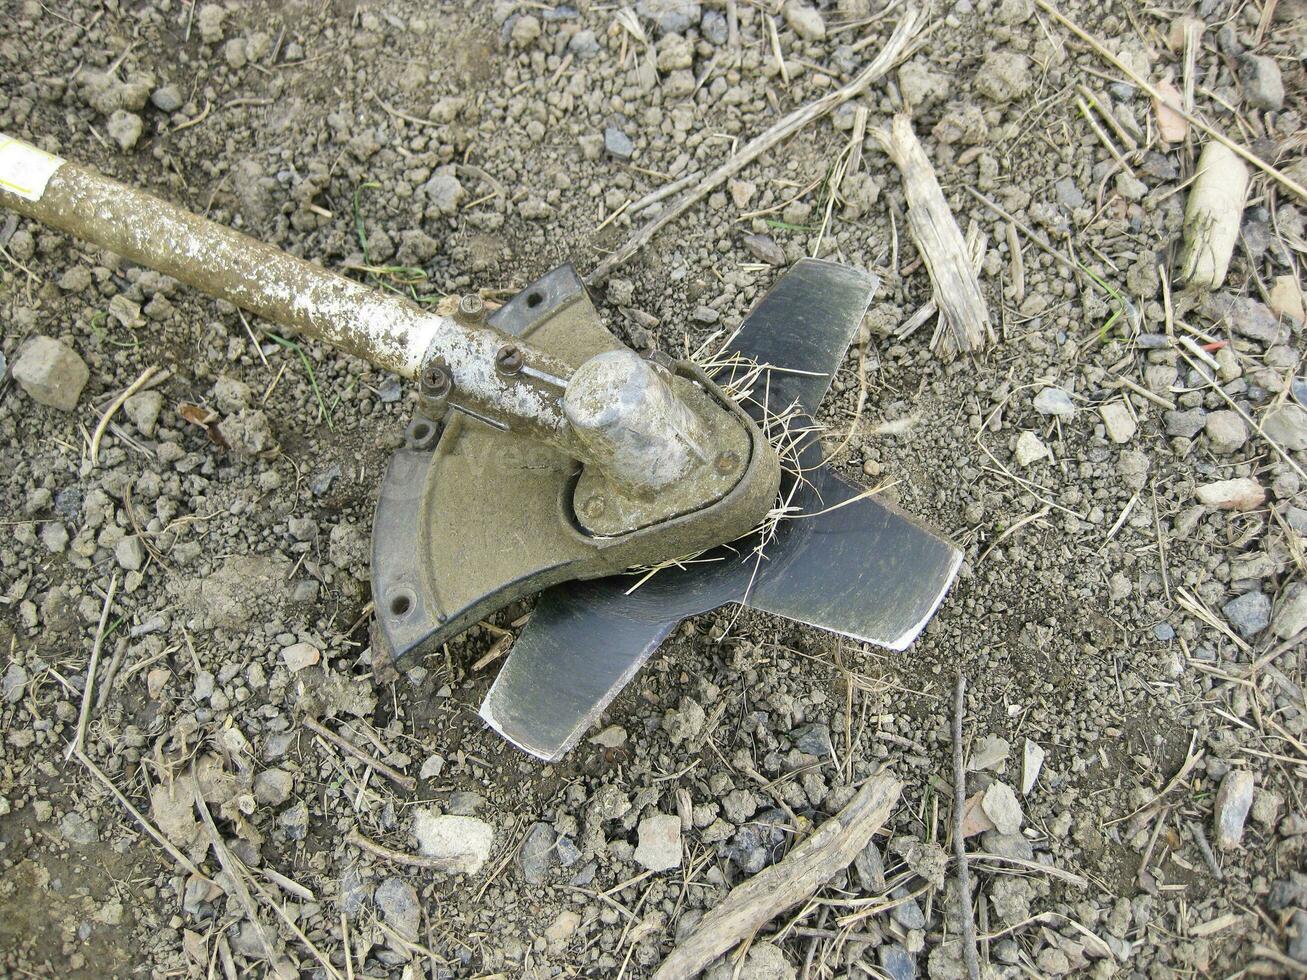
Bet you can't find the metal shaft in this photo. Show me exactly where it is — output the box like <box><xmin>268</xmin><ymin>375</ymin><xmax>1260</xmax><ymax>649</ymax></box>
<box><xmin>0</xmin><ymin>132</ymin><xmax>576</xmax><ymax>448</ymax></box>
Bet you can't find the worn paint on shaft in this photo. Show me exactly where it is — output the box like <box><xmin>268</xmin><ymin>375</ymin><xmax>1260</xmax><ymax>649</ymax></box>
<box><xmin>0</xmin><ymin>133</ymin><xmax>576</xmax><ymax>447</ymax></box>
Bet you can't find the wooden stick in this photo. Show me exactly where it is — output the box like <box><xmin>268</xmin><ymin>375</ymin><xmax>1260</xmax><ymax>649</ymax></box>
<box><xmin>72</xmin><ymin>749</ymin><xmax>208</xmax><ymax>880</ymax></box>
<box><xmin>952</xmin><ymin>671</ymin><xmax>981</xmax><ymax>980</ymax></box>
<box><xmin>193</xmin><ymin>787</ymin><xmax>297</xmax><ymax>979</ymax></box>
<box><xmin>871</xmin><ymin>115</ymin><xmax>989</xmax><ymax>358</ymax></box>
<box><xmin>587</xmin><ymin>7</ymin><xmax>923</xmax><ymax>283</ymax></box>
<box><xmin>346</xmin><ymin>828</ymin><xmax>460</xmax><ymax>871</ymax></box>
<box><xmin>72</xmin><ymin>573</ymin><xmax>117</xmax><ymax>757</ymax></box>
<box><xmin>90</xmin><ymin>365</ymin><xmax>158</xmax><ymax>467</ymax></box>
<box><xmin>652</xmin><ymin>772</ymin><xmax>902</xmax><ymax>979</ymax></box>
<box><xmin>1033</xmin><ymin>0</ymin><xmax>1307</xmax><ymax>203</ymax></box>
<box><xmin>302</xmin><ymin>715</ymin><xmax>416</xmax><ymax>791</ymax></box>
<box><xmin>1177</xmin><ymin>141</ymin><xmax>1249</xmax><ymax>289</ymax></box>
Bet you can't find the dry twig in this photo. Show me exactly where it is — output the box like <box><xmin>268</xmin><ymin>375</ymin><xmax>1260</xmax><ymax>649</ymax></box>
<box><xmin>653</xmin><ymin>773</ymin><xmax>902</xmax><ymax>979</ymax></box>
<box><xmin>302</xmin><ymin>715</ymin><xmax>416</xmax><ymax>791</ymax></box>
<box><xmin>871</xmin><ymin>115</ymin><xmax>988</xmax><ymax>358</ymax></box>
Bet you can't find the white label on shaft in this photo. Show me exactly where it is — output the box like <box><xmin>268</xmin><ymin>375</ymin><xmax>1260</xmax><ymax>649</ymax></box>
<box><xmin>0</xmin><ymin>134</ymin><xmax>65</xmax><ymax>202</ymax></box>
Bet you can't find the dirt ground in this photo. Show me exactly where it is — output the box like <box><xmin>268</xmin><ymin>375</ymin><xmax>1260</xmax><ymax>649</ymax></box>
<box><xmin>2</xmin><ymin>0</ymin><xmax>1305</xmax><ymax>977</ymax></box>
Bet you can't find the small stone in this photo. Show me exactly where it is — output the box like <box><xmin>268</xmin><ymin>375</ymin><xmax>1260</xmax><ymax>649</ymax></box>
<box><xmin>879</xmin><ymin>944</ymin><xmax>917</xmax><ymax>980</ymax></box>
<box><xmin>412</xmin><ymin>811</ymin><xmax>494</xmax><ymax>874</ymax></box>
<box><xmin>1207</xmin><ymin>294</ymin><xmax>1280</xmax><ymax>344</ymax></box>
<box><xmin>701</xmin><ymin>10</ymin><xmax>728</xmax><ymax>45</ymax></box>
<box><xmin>114</xmin><ymin>535</ymin><xmax>146</xmax><ymax>572</ymax></box>
<box><xmin>588</xmin><ymin>725</ymin><xmax>627</xmax><ymax>748</ymax></box>
<box><xmin>12</xmin><ymin>337</ymin><xmax>89</xmax><ymax>412</ymax></box>
<box><xmin>981</xmin><ymin>781</ymin><xmax>1023</xmax><ymax>836</ymax></box>
<box><xmin>124</xmin><ymin>389</ymin><xmax>162</xmax><ymax>436</ymax></box>
<box><xmin>197</xmin><ymin>3</ymin><xmax>226</xmax><ymax>43</ymax></box>
<box><xmin>419</xmin><ymin>755</ymin><xmax>445</xmax><ymax>779</ymax></box>
<box><xmin>1166</xmin><ymin>409</ymin><xmax>1206</xmax><ymax>438</ymax></box>
<box><xmin>518</xmin><ymin>822</ymin><xmax>556</xmax><ymax>883</ymax></box>
<box><xmin>967</xmin><ymin>734</ymin><xmax>1010</xmax><ymax>772</ymax></box>
<box><xmin>510</xmin><ymin>13</ymin><xmax>541</xmax><ymax>46</ymax></box>
<box><xmin>422</xmin><ymin>170</ymin><xmax>466</xmax><ymax>215</ymax></box>
<box><xmin>280</xmin><ymin>800</ymin><xmax>309</xmax><ymax>840</ymax></box>
<box><xmin>1014</xmin><ymin>430</ymin><xmax>1049</xmax><ymax>466</ymax></box>
<box><xmin>1262</xmin><ymin>404</ymin><xmax>1307</xmax><ymax>452</ymax></box>
<box><xmin>636</xmin><ymin>0</ymin><xmax>702</xmax><ymax>34</ymax></box>
<box><xmin>1273</xmin><ymin>583</ymin><xmax>1307</xmax><ymax>640</ymax></box>
<box><xmin>890</xmin><ymin>886</ymin><xmax>926</xmax><ymax>929</ymax></box>
<box><xmin>60</xmin><ymin>811</ymin><xmax>99</xmax><ymax>845</ymax></box>
<box><xmin>254</xmin><ymin>768</ymin><xmax>293</xmax><ymax>806</ymax></box>
<box><xmin>981</xmin><ymin>830</ymin><xmax>1034</xmax><ymax>862</ymax></box>
<box><xmin>1268</xmin><ymin>275</ymin><xmax>1305</xmax><ymax>323</ymax></box>
<box><xmin>545</xmin><ymin>909</ymin><xmax>581</xmax><ymax>944</ymax></box>
<box><xmin>151</xmin><ymin>84</ymin><xmax>183</xmax><ymax>112</ymax></box>
<box><xmin>728</xmin><ymin>178</ymin><xmax>756</xmax><ymax>210</ymax></box>
<box><xmin>793</xmin><ymin>723</ymin><xmax>832</xmax><ymax>757</ymax></box>
<box><xmin>281</xmin><ymin>642</ymin><xmax>320</xmax><ymax>671</ymax></box>
<box><xmin>1022</xmin><ymin>739</ymin><xmax>1045</xmax><ymax>795</ymax></box>
<box><xmin>1033</xmin><ymin>386</ymin><xmax>1076</xmax><ymax>417</ymax></box>
<box><xmin>1100</xmin><ymin>402</ymin><xmax>1136</xmax><ymax>443</ymax></box>
<box><xmin>662</xmin><ymin>696</ymin><xmax>705</xmax><ymax>744</ymax></box>
<box><xmin>1251</xmin><ymin>789</ymin><xmax>1283</xmax><ymax>829</ymax></box>
<box><xmin>1223</xmin><ymin>590</ymin><xmax>1271</xmax><ymax>639</ymax></box>
<box><xmin>3</xmin><ymin>663</ymin><xmax>28</xmax><ymax>704</ymax></box>
<box><xmin>1196</xmin><ymin>477</ymin><xmax>1265</xmax><ymax>511</ymax></box>
<box><xmin>975</xmin><ymin>51</ymin><xmax>1031</xmax><ymax>103</ymax></box>
<box><xmin>375</xmin><ymin>877</ymin><xmax>420</xmax><ymax>943</ymax></box>
<box><xmin>692</xmin><ymin>305</ymin><xmax>720</xmax><ymax>325</ymax></box>
<box><xmin>1239</xmin><ymin>54</ymin><xmax>1284</xmax><ymax>110</ymax></box>
<box><xmin>40</xmin><ymin>522</ymin><xmax>68</xmax><ymax>553</ymax></box>
<box><xmin>1115</xmin><ymin>172</ymin><xmax>1148</xmax><ymax>201</ymax></box>
<box><xmin>634</xmin><ymin>813</ymin><xmax>682</xmax><ymax>871</ymax></box>
<box><xmin>1204</xmin><ymin>410</ymin><xmax>1248</xmax><ymax>454</ymax></box>
<box><xmin>959</xmin><ymin>791</ymin><xmax>997</xmax><ymax>838</ymax></box>
<box><xmin>783</xmin><ymin>1</ymin><xmax>826</xmax><ymax>40</ymax></box>
<box><xmin>106</xmin><ymin>110</ymin><xmax>143</xmax><ymax>151</ymax></box>
<box><xmin>1213</xmin><ymin>769</ymin><xmax>1255</xmax><ymax>848</ymax></box>
<box><xmin>743</xmin><ymin>234</ymin><xmax>786</xmax><ymax>266</ymax></box>
<box><xmin>1053</xmin><ymin>177</ymin><xmax>1084</xmax><ymax>209</ymax></box>
<box><xmin>568</xmin><ymin>29</ymin><xmax>601</xmax><ymax>58</ymax></box>
<box><xmin>146</xmin><ymin>667</ymin><xmax>170</xmax><ymax>699</ymax></box>
<box><xmin>604</xmin><ymin>125</ymin><xmax>634</xmax><ymax>159</ymax></box>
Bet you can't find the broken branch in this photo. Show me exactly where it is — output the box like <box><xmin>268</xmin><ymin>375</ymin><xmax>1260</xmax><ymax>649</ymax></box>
<box><xmin>871</xmin><ymin>115</ymin><xmax>989</xmax><ymax>358</ymax></box>
<box><xmin>652</xmin><ymin>772</ymin><xmax>902</xmax><ymax>979</ymax></box>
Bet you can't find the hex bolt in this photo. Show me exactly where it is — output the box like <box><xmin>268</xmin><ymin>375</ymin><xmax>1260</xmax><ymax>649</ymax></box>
<box><xmin>495</xmin><ymin>344</ymin><xmax>525</xmax><ymax>375</ymax></box>
<box><xmin>714</xmin><ymin>450</ymin><xmax>740</xmax><ymax>475</ymax></box>
<box><xmin>457</xmin><ymin>293</ymin><xmax>486</xmax><ymax>323</ymax></box>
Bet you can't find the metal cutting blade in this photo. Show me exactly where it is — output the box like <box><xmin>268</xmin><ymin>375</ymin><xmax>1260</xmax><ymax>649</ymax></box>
<box><xmin>480</xmin><ymin>259</ymin><xmax>963</xmax><ymax>760</ymax></box>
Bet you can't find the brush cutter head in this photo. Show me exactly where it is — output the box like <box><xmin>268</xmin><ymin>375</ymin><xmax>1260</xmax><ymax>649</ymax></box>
<box><xmin>371</xmin><ymin>259</ymin><xmax>963</xmax><ymax>760</ymax></box>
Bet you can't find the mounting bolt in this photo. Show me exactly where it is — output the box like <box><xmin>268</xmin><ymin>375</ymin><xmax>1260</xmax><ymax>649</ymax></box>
<box><xmin>495</xmin><ymin>344</ymin><xmax>524</xmax><ymax>375</ymax></box>
<box><xmin>457</xmin><ymin>293</ymin><xmax>486</xmax><ymax>323</ymax></box>
<box><xmin>714</xmin><ymin>450</ymin><xmax>740</xmax><ymax>475</ymax></box>
<box><xmin>582</xmin><ymin>494</ymin><xmax>606</xmax><ymax>519</ymax></box>
<box><xmin>422</xmin><ymin>359</ymin><xmax>451</xmax><ymax>396</ymax></box>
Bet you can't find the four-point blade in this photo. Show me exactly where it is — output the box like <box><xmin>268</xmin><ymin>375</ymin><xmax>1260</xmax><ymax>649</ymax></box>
<box><xmin>479</xmin><ymin>260</ymin><xmax>963</xmax><ymax>760</ymax></box>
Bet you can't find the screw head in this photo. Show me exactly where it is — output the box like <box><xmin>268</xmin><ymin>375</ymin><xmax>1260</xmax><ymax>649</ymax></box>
<box><xmin>458</xmin><ymin>293</ymin><xmax>485</xmax><ymax>321</ymax></box>
<box><xmin>495</xmin><ymin>344</ymin><xmax>524</xmax><ymax>375</ymax></box>
<box><xmin>422</xmin><ymin>361</ymin><xmax>451</xmax><ymax>395</ymax></box>
<box><xmin>714</xmin><ymin>450</ymin><xmax>740</xmax><ymax>474</ymax></box>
